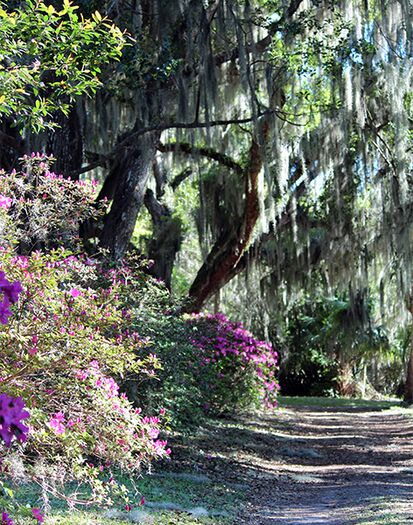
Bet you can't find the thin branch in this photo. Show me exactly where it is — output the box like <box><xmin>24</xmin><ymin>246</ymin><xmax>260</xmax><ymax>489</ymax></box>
<box><xmin>171</xmin><ymin>167</ymin><xmax>193</xmax><ymax>190</ymax></box>
<box><xmin>158</xmin><ymin>142</ymin><xmax>244</xmax><ymax>174</ymax></box>
<box><xmin>68</xmin><ymin>159</ymin><xmax>107</xmax><ymax>177</ymax></box>
<box><xmin>116</xmin><ymin>110</ymin><xmax>273</xmax><ymax>151</ymax></box>
<box><xmin>207</xmin><ymin>0</ymin><xmax>222</xmax><ymax>23</ymax></box>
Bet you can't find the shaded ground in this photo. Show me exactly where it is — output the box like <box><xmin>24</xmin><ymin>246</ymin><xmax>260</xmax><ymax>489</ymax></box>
<box><xmin>10</xmin><ymin>398</ymin><xmax>413</xmax><ymax>524</ymax></box>
<box><xmin>166</xmin><ymin>398</ymin><xmax>413</xmax><ymax>524</ymax></box>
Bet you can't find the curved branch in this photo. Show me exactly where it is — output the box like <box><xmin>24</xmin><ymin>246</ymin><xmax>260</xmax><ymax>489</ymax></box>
<box><xmin>185</xmin><ymin>121</ymin><xmax>270</xmax><ymax>312</ymax></box>
<box><xmin>158</xmin><ymin>142</ymin><xmax>243</xmax><ymax>174</ymax></box>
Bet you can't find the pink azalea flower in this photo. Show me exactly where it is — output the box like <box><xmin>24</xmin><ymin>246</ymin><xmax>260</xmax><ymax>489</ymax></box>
<box><xmin>0</xmin><ymin>195</ymin><xmax>12</xmax><ymax>209</ymax></box>
<box><xmin>49</xmin><ymin>412</ymin><xmax>65</xmax><ymax>435</ymax></box>
<box><xmin>31</xmin><ymin>508</ymin><xmax>44</xmax><ymax>523</ymax></box>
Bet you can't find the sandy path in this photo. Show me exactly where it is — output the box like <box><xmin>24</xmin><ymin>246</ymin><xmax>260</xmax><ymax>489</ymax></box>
<box><xmin>236</xmin><ymin>403</ymin><xmax>413</xmax><ymax>524</ymax></box>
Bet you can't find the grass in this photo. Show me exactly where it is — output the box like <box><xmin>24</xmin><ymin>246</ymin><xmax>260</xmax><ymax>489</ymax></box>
<box><xmin>15</xmin><ymin>511</ymin><xmax>231</xmax><ymax>525</ymax></box>
<box><xmin>278</xmin><ymin>395</ymin><xmax>402</xmax><ymax>410</ymax></box>
<box><xmin>3</xmin><ymin>466</ymin><xmax>241</xmax><ymax>524</ymax></box>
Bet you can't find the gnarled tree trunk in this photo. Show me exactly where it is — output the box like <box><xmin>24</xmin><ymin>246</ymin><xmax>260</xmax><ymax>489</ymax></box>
<box><xmin>47</xmin><ymin>106</ymin><xmax>83</xmax><ymax>178</ymax></box>
<box><xmin>99</xmin><ymin>131</ymin><xmax>160</xmax><ymax>260</ymax></box>
<box><xmin>144</xmin><ymin>188</ymin><xmax>182</xmax><ymax>290</ymax></box>
<box><xmin>185</xmin><ymin>122</ymin><xmax>269</xmax><ymax>312</ymax></box>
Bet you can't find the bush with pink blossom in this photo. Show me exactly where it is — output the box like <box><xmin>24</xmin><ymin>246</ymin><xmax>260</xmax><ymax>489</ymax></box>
<box><xmin>0</xmin><ymin>158</ymin><xmax>171</xmax><ymax>520</ymax></box>
<box><xmin>0</xmin><ymin>153</ymin><xmax>104</xmax><ymax>253</ymax></box>
<box><xmin>0</xmin><ymin>248</ymin><xmax>169</xmax><ymax>509</ymax></box>
<box><xmin>187</xmin><ymin>313</ymin><xmax>279</xmax><ymax>412</ymax></box>
<box><xmin>127</xmin><ymin>310</ymin><xmax>279</xmax><ymax>425</ymax></box>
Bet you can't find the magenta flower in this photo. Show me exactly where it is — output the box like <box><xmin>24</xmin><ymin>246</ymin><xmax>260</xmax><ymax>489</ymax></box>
<box><xmin>0</xmin><ymin>195</ymin><xmax>12</xmax><ymax>209</ymax></box>
<box><xmin>31</xmin><ymin>508</ymin><xmax>44</xmax><ymax>523</ymax></box>
<box><xmin>69</xmin><ymin>288</ymin><xmax>81</xmax><ymax>298</ymax></box>
<box><xmin>0</xmin><ymin>394</ymin><xmax>30</xmax><ymax>447</ymax></box>
<box><xmin>49</xmin><ymin>412</ymin><xmax>65</xmax><ymax>435</ymax></box>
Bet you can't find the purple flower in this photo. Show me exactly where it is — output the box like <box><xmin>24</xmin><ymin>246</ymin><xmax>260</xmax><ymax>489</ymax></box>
<box><xmin>0</xmin><ymin>394</ymin><xmax>30</xmax><ymax>447</ymax></box>
<box><xmin>1</xmin><ymin>512</ymin><xmax>14</xmax><ymax>525</ymax></box>
<box><xmin>0</xmin><ymin>273</ymin><xmax>22</xmax><ymax>325</ymax></box>
<box><xmin>31</xmin><ymin>508</ymin><xmax>44</xmax><ymax>523</ymax></box>
<box><xmin>0</xmin><ymin>299</ymin><xmax>12</xmax><ymax>325</ymax></box>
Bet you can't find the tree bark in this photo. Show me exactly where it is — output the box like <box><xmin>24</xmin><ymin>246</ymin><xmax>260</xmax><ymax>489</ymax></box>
<box><xmin>404</xmin><ymin>290</ymin><xmax>413</xmax><ymax>404</ymax></box>
<box><xmin>185</xmin><ymin>122</ymin><xmax>269</xmax><ymax>312</ymax></box>
<box><xmin>405</xmin><ymin>294</ymin><xmax>413</xmax><ymax>404</ymax></box>
<box><xmin>47</xmin><ymin>106</ymin><xmax>83</xmax><ymax>178</ymax></box>
<box><xmin>144</xmin><ymin>188</ymin><xmax>182</xmax><ymax>290</ymax></box>
<box><xmin>99</xmin><ymin>131</ymin><xmax>160</xmax><ymax>260</ymax></box>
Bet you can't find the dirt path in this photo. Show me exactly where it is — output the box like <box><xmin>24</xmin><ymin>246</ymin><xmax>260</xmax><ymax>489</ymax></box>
<box><xmin>237</xmin><ymin>402</ymin><xmax>413</xmax><ymax>524</ymax></box>
<box><xmin>171</xmin><ymin>400</ymin><xmax>413</xmax><ymax>524</ymax></box>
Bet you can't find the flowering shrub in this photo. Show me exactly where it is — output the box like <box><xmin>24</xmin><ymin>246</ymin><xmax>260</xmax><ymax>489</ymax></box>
<box><xmin>0</xmin><ymin>248</ymin><xmax>169</xmax><ymax>517</ymax></box>
<box><xmin>187</xmin><ymin>313</ymin><xmax>279</xmax><ymax>412</ymax></box>
<box><xmin>126</xmin><ymin>311</ymin><xmax>279</xmax><ymax>426</ymax></box>
<box><xmin>0</xmin><ymin>153</ymin><xmax>104</xmax><ymax>252</ymax></box>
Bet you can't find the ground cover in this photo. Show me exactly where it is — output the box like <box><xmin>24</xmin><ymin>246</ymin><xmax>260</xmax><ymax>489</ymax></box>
<box><xmin>5</xmin><ymin>397</ymin><xmax>413</xmax><ymax>524</ymax></box>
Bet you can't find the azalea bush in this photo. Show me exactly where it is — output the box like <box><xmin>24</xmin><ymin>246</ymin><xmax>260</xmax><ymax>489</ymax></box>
<box><xmin>128</xmin><ymin>311</ymin><xmax>279</xmax><ymax>425</ymax></box>
<box><xmin>0</xmin><ymin>249</ymin><xmax>170</xmax><ymax>516</ymax></box>
<box><xmin>0</xmin><ymin>157</ymin><xmax>170</xmax><ymax>521</ymax></box>
<box><xmin>0</xmin><ymin>153</ymin><xmax>104</xmax><ymax>252</ymax></box>
<box><xmin>187</xmin><ymin>313</ymin><xmax>279</xmax><ymax>412</ymax></box>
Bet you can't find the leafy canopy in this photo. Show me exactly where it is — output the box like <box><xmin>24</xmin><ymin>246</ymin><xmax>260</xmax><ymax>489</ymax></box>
<box><xmin>0</xmin><ymin>0</ymin><xmax>126</xmax><ymax>132</ymax></box>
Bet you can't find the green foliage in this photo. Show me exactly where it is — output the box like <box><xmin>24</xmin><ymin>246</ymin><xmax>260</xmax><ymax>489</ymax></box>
<box><xmin>280</xmin><ymin>297</ymin><xmax>339</xmax><ymax>396</ymax></box>
<box><xmin>269</xmin><ymin>8</ymin><xmax>351</xmax><ymax>130</ymax></box>
<box><xmin>125</xmin><ymin>312</ymin><xmax>207</xmax><ymax>427</ymax></box>
<box><xmin>280</xmin><ymin>294</ymin><xmax>389</xmax><ymax>396</ymax></box>
<box><xmin>0</xmin><ymin>0</ymin><xmax>126</xmax><ymax>132</ymax></box>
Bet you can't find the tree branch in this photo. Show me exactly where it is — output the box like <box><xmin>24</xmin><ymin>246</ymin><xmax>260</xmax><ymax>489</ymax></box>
<box><xmin>116</xmin><ymin>111</ymin><xmax>273</xmax><ymax>151</ymax></box>
<box><xmin>68</xmin><ymin>111</ymin><xmax>273</xmax><ymax>178</ymax></box>
<box><xmin>158</xmin><ymin>142</ymin><xmax>244</xmax><ymax>174</ymax></box>
<box><xmin>214</xmin><ymin>0</ymin><xmax>304</xmax><ymax>65</ymax></box>
<box><xmin>171</xmin><ymin>167</ymin><xmax>193</xmax><ymax>190</ymax></box>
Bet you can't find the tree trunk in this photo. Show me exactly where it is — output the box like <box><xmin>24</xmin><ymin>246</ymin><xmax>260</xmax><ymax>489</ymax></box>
<box><xmin>405</xmin><ymin>309</ymin><xmax>413</xmax><ymax>404</ymax></box>
<box><xmin>47</xmin><ymin>106</ymin><xmax>83</xmax><ymax>179</ymax></box>
<box><xmin>144</xmin><ymin>188</ymin><xmax>182</xmax><ymax>290</ymax></box>
<box><xmin>99</xmin><ymin>131</ymin><xmax>160</xmax><ymax>260</ymax></box>
<box><xmin>185</xmin><ymin>122</ymin><xmax>269</xmax><ymax>312</ymax></box>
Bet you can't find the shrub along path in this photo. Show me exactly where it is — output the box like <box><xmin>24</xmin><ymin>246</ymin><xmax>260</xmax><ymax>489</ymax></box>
<box><xmin>167</xmin><ymin>398</ymin><xmax>413</xmax><ymax>525</ymax></box>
